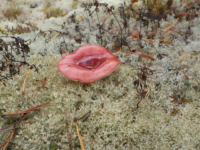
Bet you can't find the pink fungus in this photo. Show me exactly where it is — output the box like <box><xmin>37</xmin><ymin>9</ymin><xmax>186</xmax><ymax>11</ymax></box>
<box><xmin>57</xmin><ymin>45</ymin><xmax>120</xmax><ymax>83</ymax></box>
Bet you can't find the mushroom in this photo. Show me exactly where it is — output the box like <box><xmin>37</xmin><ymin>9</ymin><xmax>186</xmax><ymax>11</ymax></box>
<box><xmin>57</xmin><ymin>45</ymin><xmax>120</xmax><ymax>83</ymax></box>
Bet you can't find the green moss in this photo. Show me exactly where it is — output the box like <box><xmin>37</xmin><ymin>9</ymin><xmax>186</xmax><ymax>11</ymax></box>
<box><xmin>73</xmin><ymin>100</ymin><xmax>83</xmax><ymax>110</ymax></box>
<box><xmin>0</xmin><ymin>54</ymin><xmax>197</xmax><ymax>149</ymax></box>
<box><xmin>49</xmin><ymin>144</ymin><xmax>59</xmax><ymax>150</ymax></box>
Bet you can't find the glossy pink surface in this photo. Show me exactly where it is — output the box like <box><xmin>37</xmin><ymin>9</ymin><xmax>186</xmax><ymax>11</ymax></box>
<box><xmin>76</xmin><ymin>55</ymin><xmax>107</xmax><ymax>69</ymax></box>
<box><xmin>57</xmin><ymin>45</ymin><xmax>120</xmax><ymax>83</ymax></box>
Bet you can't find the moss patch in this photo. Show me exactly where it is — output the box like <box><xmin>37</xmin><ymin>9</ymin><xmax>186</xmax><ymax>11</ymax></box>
<box><xmin>0</xmin><ymin>54</ymin><xmax>200</xmax><ymax>149</ymax></box>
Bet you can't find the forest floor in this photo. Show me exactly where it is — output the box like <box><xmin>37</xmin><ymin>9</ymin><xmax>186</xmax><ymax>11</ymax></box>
<box><xmin>0</xmin><ymin>0</ymin><xmax>200</xmax><ymax>149</ymax></box>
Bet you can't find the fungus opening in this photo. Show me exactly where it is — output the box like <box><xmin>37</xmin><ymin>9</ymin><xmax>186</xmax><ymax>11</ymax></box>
<box><xmin>76</xmin><ymin>55</ymin><xmax>107</xmax><ymax>69</ymax></box>
<box><xmin>57</xmin><ymin>45</ymin><xmax>120</xmax><ymax>83</ymax></box>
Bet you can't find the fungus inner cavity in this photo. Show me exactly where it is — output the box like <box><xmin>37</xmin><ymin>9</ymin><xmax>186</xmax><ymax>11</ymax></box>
<box><xmin>76</xmin><ymin>55</ymin><xmax>107</xmax><ymax>69</ymax></box>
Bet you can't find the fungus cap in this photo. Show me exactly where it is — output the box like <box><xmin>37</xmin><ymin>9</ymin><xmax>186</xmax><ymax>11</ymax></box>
<box><xmin>57</xmin><ymin>45</ymin><xmax>120</xmax><ymax>83</ymax></box>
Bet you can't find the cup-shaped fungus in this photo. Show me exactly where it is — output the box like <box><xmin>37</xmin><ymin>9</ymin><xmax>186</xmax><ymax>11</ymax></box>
<box><xmin>57</xmin><ymin>45</ymin><xmax>120</xmax><ymax>83</ymax></box>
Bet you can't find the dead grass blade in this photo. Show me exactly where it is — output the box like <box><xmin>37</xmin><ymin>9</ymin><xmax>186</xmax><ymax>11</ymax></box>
<box><xmin>76</xmin><ymin>123</ymin><xmax>85</xmax><ymax>150</ymax></box>
<box><xmin>2</xmin><ymin>102</ymin><xmax>50</xmax><ymax>116</ymax></box>
<box><xmin>0</xmin><ymin>129</ymin><xmax>15</xmax><ymax>150</ymax></box>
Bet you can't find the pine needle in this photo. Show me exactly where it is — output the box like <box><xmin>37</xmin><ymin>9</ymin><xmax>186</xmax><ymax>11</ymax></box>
<box><xmin>166</xmin><ymin>18</ymin><xmax>179</xmax><ymax>32</ymax></box>
<box><xmin>50</xmin><ymin>60</ymin><xmax>58</xmax><ymax>62</ymax></box>
<box><xmin>164</xmin><ymin>18</ymin><xmax>179</xmax><ymax>42</ymax></box>
<box><xmin>0</xmin><ymin>115</ymin><xmax>31</xmax><ymax>132</ymax></box>
<box><xmin>60</xmin><ymin>48</ymin><xmax>68</xmax><ymax>54</ymax></box>
<box><xmin>135</xmin><ymin>52</ymin><xmax>155</xmax><ymax>60</ymax></box>
<box><xmin>0</xmin><ymin>129</ymin><xmax>15</xmax><ymax>150</ymax></box>
<box><xmin>1</xmin><ymin>102</ymin><xmax>50</xmax><ymax>116</ymax></box>
<box><xmin>142</xmin><ymin>38</ymin><xmax>165</xmax><ymax>44</ymax></box>
<box><xmin>22</xmin><ymin>69</ymin><xmax>31</xmax><ymax>94</ymax></box>
<box><xmin>51</xmin><ymin>32</ymin><xmax>60</xmax><ymax>40</ymax></box>
<box><xmin>173</xmin><ymin>51</ymin><xmax>198</xmax><ymax>66</ymax></box>
<box><xmin>76</xmin><ymin>123</ymin><xmax>85</xmax><ymax>150</ymax></box>
<box><xmin>22</xmin><ymin>56</ymin><xmax>41</xmax><ymax>94</ymax></box>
